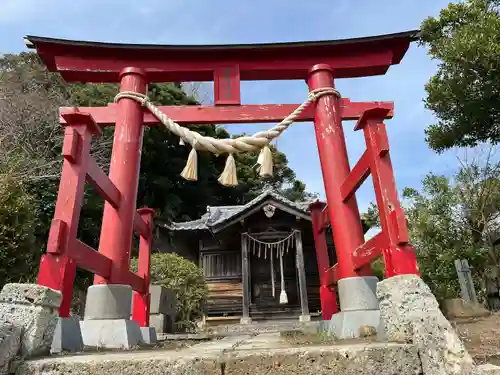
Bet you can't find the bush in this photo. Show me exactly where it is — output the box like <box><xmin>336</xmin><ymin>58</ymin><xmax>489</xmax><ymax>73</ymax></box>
<box><xmin>131</xmin><ymin>252</ymin><xmax>207</xmax><ymax>331</ymax></box>
<box><xmin>0</xmin><ymin>175</ymin><xmax>39</xmax><ymax>288</ymax></box>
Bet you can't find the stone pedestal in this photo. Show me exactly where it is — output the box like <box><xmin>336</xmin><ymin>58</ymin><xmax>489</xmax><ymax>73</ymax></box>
<box><xmin>338</xmin><ymin>276</ymin><xmax>379</xmax><ymax>311</ymax></box>
<box><xmin>322</xmin><ymin>310</ymin><xmax>381</xmax><ymax>339</ymax></box>
<box><xmin>149</xmin><ymin>313</ymin><xmax>175</xmax><ymax>334</ymax></box>
<box><xmin>299</xmin><ymin>314</ymin><xmax>311</xmax><ymax>322</ymax></box>
<box><xmin>50</xmin><ymin>316</ymin><xmax>84</xmax><ymax>353</ymax></box>
<box><xmin>0</xmin><ymin>283</ymin><xmax>61</xmax><ymax>357</ymax></box>
<box><xmin>81</xmin><ymin>284</ymin><xmax>142</xmax><ymax>349</ymax></box>
<box><xmin>240</xmin><ymin>317</ymin><xmax>252</xmax><ymax>325</ymax></box>
<box><xmin>441</xmin><ymin>298</ymin><xmax>490</xmax><ymax>320</ymax></box>
<box><xmin>143</xmin><ymin>285</ymin><xmax>176</xmax><ymax>334</ymax></box>
<box><xmin>322</xmin><ymin>276</ymin><xmax>381</xmax><ymax>339</ymax></box>
<box><xmin>140</xmin><ymin>327</ymin><xmax>157</xmax><ymax>344</ymax></box>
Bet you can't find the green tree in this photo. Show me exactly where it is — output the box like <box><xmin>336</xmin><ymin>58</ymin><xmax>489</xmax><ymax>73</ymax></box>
<box><xmin>419</xmin><ymin>0</ymin><xmax>500</xmax><ymax>152</ymax></box>
<box><xmin>402</xmin><ymin>174</ymin><xmax>488</xmax><ymax>300</ymax></box>
<box><xmin>403</xmin><ymin>151</ymin><xmax>499</xmax><ymax>301</ymax></box>
<box><xmin>360</xmin><ymin>150</ymin><xmax>500</xmax><ymax>301</ymax></box>
<box><xmin>131</xmin><ymin>253</ymin><xmax>207</xmax><ymax>331</ymax></box>
<box><xmin>0</xmin><ymin>174</ymin><xmax>38</xmax><ymax>287</ymax></box>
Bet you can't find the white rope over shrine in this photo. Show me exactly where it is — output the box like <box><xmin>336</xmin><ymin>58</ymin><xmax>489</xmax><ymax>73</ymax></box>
<box><xmin>114</xmin><ymin>87</ymin><xmax>340</xmax><ymax>187</ymax></box>
<box><xmin>246</xmin><ymin>231</ymin><xmax>297</xmax><ymax>305</ymax></box>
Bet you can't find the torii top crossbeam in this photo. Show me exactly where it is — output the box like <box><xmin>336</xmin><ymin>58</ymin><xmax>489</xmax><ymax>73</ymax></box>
<box><xmin>24</xmin><ymin>30</ymin><xmax>418</xmax><ymax>84</ymax></box>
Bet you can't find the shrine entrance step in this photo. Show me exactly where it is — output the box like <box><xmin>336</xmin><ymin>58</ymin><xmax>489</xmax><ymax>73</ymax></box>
<box><xmin>204</xmin><ymin>318</ymin><xmax>320</xmax><ymax>336</ymax></box>
<box><xmin>17</xmin><ymin>334</ymin><xmax>426</xmax><ymax>375</ymax></box>
<box><xmin>249</xmin><ymin>304</ymin><xmax>303</xmax><ymax>320</ymax></box>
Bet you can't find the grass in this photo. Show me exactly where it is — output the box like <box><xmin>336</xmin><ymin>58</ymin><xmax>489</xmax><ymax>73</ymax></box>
<box><xmin>279</xmin><ymin>330</ymin><xmax>337</xmax><ymax>346</ymax></box>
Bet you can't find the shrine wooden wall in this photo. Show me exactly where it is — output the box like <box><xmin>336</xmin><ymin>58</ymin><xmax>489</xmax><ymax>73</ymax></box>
<box><xmin>155</xmin><ymin>201</ymin><xmax>336</xmax><ymax>319</ymax></box>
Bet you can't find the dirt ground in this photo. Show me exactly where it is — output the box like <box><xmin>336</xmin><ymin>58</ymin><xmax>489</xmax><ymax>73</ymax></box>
<box><xmin>281</xmin><ymin>313</ymin><xmax>500</xmax><ymax>364</ymax></box>
<box><xmin>453</xmin><ymin>312</ymin><xmax>500</xmax><ymax>365</ymax></box>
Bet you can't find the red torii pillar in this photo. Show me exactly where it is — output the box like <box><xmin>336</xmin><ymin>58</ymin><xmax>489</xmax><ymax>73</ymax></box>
<box><xmin>308</xmin><ymin>65</ymin><xmax>380</xmax><ymax>324</ymax></box>
<box><xmin>308</xmin><ymin>65</ymin><xmax>371</xmax><ymax>280</ymax></box>
<box><xmin>94</xmin><ymin>68</ymin><xmax>148</xmax><ymax>286</ymax></box>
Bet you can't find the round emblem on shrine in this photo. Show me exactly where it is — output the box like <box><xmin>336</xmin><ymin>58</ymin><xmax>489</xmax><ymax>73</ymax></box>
<box><xmin>263</xmin><ymin>204</ymin><xmax>276</xmax><ymax>218</ymax></box>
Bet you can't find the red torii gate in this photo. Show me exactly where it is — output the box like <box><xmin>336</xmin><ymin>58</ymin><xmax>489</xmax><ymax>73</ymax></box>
<box><xmin>25</xmin><ymin>30</ymin><xmax>419</xmax><ymax>323</ymax></box>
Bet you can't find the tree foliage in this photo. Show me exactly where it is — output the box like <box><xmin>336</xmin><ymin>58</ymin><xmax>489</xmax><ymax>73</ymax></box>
<box><xmin>405</xmin><ymin>151</ymin><xmax>499</xmax><ymax>300</ymax></box>
<box><xmin>419</xmin><ymin>0</ymin><xmax>500</xmax><ymax>152</ymax></box>
<box><xmin>131</xmin><ymin>253</ymin><xmax>207</xmax><ymax>331</ymax></box>
<box><xmin>362</xmin><ymin>149</ymin><xmax>500</xmax><ymax>301</ymax></box>
<box><xmin>0</xmin><ymin>174</ymin><xmax>38</xmax><ymax>286</ymax></box>
<box><xmin>403</xmin><ymin>174</ymin><xmax>487</xmax><ymax>300</ymax></box>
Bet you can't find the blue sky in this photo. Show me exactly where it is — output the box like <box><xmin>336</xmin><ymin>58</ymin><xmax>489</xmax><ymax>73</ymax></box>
<box><xmin>0</xmin><ymin>0</ymin><xmax>462</xmax><ymax>212</ymax></box>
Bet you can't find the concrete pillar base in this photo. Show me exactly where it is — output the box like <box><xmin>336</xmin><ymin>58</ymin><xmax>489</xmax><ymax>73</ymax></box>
<box><xmin>321</xmin><ymin>276</ymin><xmax>381</xmax><ymax>339</ymax></box>
<box><xmin>81</xmin><ymin>284</ymin><xmax>142</xmax><ymax>349</ymax></box>
<box><xmin>240</xmin><ymin>317</ymin><xmax>252</xmax><ymax>325</ymax></box>
<box><xmin>338</xmin><ymin>276</ymin><xmax>379</xmax><ymax>311</ymax></box>
<box><xmin>299</xmin><ymin>314</ymin><xmax>311</xmax><ymax>322</ymax></box>
<box><xmin>149</xmin><ymin>313</ymin><xmax>175</xmax><ymax>334</ymax></box>
<box><xmin>320</xmin><ymin>310</ymin><xmax>380</xmax><ymax>339</ymax></box>
<box><xmin>140</xmin><ymin>327</ymin><xmax>157</xmax><ymax>344</ymax></box>
<box><xmin>84</xmin><ymin>284</ymin><xmax>133</xmax><ymax>320</ymax></box>
<box><xmin>50</xmin><ymin>316</ymin><xmax>84</xmax><ymax>354</ymax></box>
<box><xmin>80</xmin><ymin>319</ymin><xmax>143</xmax><ymax>349</ymax></box>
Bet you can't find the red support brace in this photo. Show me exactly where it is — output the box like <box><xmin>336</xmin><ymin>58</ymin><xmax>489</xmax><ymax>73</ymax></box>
<box><xmin>86</xmin><ymin>157</ymin><xmax>121</xmax><ymax>209</ymax></box>
<box><xmin>351</xmin><ymin>232</ymin><xmax>386</xmax><ymax>270</ymax></box>
<box><xmin>310</xmin><ymin>202</ymin><xmax>338</xmax><ymax>319</ymax></box>
<box><xmin>71</xmin><ymin>240</ymin><xmax>111</xmax><ymax>278</ymax></box>
<box><xmin>356</xmin><ymin>108</ymin><xmax>419</xmax><ymax>277</ymax></box>
<box><xmin>37</xmin><ymin>112</ymin><xmax>100</xmax><ymax>317</ymax></box>
<box><xmin>95</xmin><ymin>67</ymin><xmax>148</xmax><ymax>285</ymax></box>
<box><xmin>340</xmin><ymin>151</ymin><xmax>371</xmax><ymax>202</ymax></box>
<box><xmin>132</xmin><ymin>208</ymin><xmax>155</xmax><ymax>327</ymax></box>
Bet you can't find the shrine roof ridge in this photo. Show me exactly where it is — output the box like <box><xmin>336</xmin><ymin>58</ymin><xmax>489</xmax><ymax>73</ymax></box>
<box><xmin>162</xmin><ymin>189</ymin><xmax>313</xmax><ymax>232</ymax></box>
<box><xmin>24</xmin><ymin>30</ymin><xmax>419</xmax><ymax>52</ymax></box>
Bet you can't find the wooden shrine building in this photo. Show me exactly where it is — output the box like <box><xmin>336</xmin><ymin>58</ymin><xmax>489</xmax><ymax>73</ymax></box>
<box><xmin>155</xmin><ymin>189</ymin><xmax>369</xmax><ymax>323</ymax></box>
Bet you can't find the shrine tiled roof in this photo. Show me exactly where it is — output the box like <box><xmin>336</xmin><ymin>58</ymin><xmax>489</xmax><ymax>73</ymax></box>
<box><xmin>162</xmin><ymin>189</ymin><xmax>313</xmax><ymax>232</ymax></box>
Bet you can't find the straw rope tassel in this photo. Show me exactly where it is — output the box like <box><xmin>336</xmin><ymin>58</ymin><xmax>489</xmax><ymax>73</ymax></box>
<box><xmin>218</xmin><ymin>153</ymin><xmax>238</xmax><ymax>187</ymax></box>
<box><xmin>270</xmin><ymin>245</ymin><xmax>275</xmax><ymax>298</ymax></box>
<box><xmin>257</xmin><ymin>146</ymin><xmax>273</xmax><ymax>178</ymax></box>
<box><xmin>180</xmin><ymin>143</ymin><xmax>198</xmax><ymax>181</ymax></box>
<box><xmin>279</xmin><ymin>250</ymin><xmax>288</xmax><ymax>304</ymax></box>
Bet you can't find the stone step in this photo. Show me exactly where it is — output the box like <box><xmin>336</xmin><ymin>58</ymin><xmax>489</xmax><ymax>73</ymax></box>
<box><xmin>17</xmin><ymin>338</ymin><xmax>422</xmax><ymax>375</ymax></box>
<box><xmin>206</xmin><ymin>319</ymin><xmax>320</xmax><ymax>335</ymax></box>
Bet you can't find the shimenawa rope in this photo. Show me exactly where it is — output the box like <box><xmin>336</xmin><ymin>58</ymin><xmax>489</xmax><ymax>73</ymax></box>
<box><xmin>114</xmin><ymin>87</ymin><xmax>340</xmax><ymax>187</ymax></box>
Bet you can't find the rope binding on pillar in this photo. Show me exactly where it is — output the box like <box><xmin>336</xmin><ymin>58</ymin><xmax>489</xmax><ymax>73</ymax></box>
<box><xmin>114</xmin><ymin>87</ymin><xmax>340</xmax><ymax>187</ymax></box>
